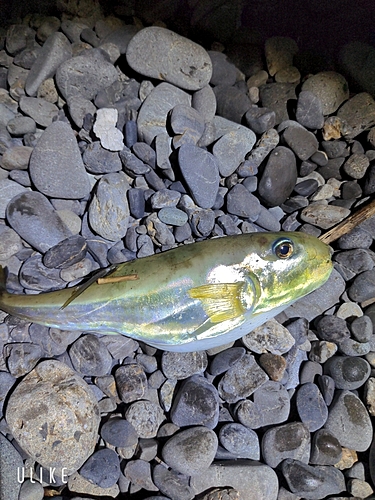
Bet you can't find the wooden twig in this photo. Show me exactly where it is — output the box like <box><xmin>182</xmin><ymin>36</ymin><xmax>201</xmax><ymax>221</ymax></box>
<box><xmin>97</xmin><ymin>274</ymin><xmax>139</xmax><ymax>284</ymax></box>
<box><xmin>319</xmin><ymin>198</ymin><xmax>375</xmax><ymax>245</ymax></box>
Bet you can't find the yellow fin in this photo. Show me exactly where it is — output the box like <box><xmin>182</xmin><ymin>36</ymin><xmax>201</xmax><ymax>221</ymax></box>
<box><xmin>188</xmin><ymin>282</ymin><xmax>246</xmax><ymax>323</ymax></box>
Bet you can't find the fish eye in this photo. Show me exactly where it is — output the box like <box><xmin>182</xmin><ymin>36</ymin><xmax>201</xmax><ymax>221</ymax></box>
<box><xmin>273</xmin><ymin>238</ymin><xmax>294</xmax><ymax>259</ymax></box>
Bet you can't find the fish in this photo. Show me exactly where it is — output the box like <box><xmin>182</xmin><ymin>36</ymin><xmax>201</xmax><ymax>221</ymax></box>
<box><xmin>0</xmin><ymin>231</ymin><xmax>332</xmax><ymax>352</ymax></box>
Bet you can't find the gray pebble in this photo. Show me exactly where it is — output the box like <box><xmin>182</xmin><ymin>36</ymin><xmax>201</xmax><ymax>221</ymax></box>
<box><xmin>300</xmin><ymin>361</ymin><xmax>323</xmax><ymax>384</ymax></box>
<box><xmin>127</xmin><ymin>27</ymin><xmax>212</xmax><ymax>91</ymax></box>
<box><xmin>125</xmin><ymin>400</ymin><xmax>165</xmax><ymax>438</ymax></box>
<box><xmin>281</xmin><ymin>459</ymin><xmax>345</xmax><ymax>499</ymax></box>
<box><xmin>150</xmin><ymin>189</ymin><xmax>180</xmax><ymax>209</ymax></box>
<box><xmin>6</xmin><ymin>342</ymin><xmax>43</xmax><ymax>377</ymax></box>
<box><xmin>294</xmin><ymin>179</ymin><xmax>319</xmax><ymax>196</ymax></box>
<box><xmin>115</xmin><ymin>363</ymin><xmax>147</xmax><ymax>403</ymax></box>
<box><xmin>56</xmin><ymin>48</ymin><xmax>119</xmax><ymax>100</ymax></box>
<box><xmin>137</xmin><ymin>234</ymin><xmax>154</xmax><ymax>257</ymax></box>
<box><xmin>302</xmin><ymin>71</ymin><xmax>349</xmax><ymax>115</ymax></box>
<box><xmin>212</xmin><ymin>126</ymin><xmax>256</xmax><ymax>177</ymax></box>
<box><xmin>18</xmin><ymin>96</ymin><xmax>58</xmax><ymax>127</ymax></box>
<box><xmin>0</xmin><ymin>225</ymin><xmax>22</xmax><ymax>260</ymax></box>
<box><xmin>296</xmin><ymin>90</ymin><xmax>324</xmax><ymax>130</ymax></box>
<box><xmin>208</xmin><ymin>51</ymin><xmax>237</xmax><ymax>86</ymax></box>
<box><xmin>0</xmin><ymin>433</ymin><xmax>23</xmax><ymax>500</ymax></box>
<box><xmin>190</xmin><ymin>207</ymin><xmax>215</xmax><ymax>237</ymax></box>
<box><xmin>162</xmin><ymin>351</ymin><xmax>207</xmax><ymax>380</ymax></box>
<box><xmin>283</xmin><ymin>125</ymin><xmax>319</xmax><ymax>161</ymax></box>
<box><xmin>310</xmin><ymin>429</ymin><xmax>342</xmax><ymax>466</ymax></box>
<box><xmin>127</xmin><ymin>188</ymin><xmax>145</xmax><ymax>219</ymax></box>
<box><xmin>18</xmin><ymin>478</ymin><xmax>44</xmax><ymax>500</ymax></box>
<box><xmin>324</xmin><ymin>356</ymin><xmax>370</xmax><ymax>390</ymax></box>
<box><xmin>137</xmin><ymin>82</ymin><xmax>191</xmax><ymax>144</ymax></box>
<box><xmin>262</xmin><ymin>422</ymin><xmax>310</xmax><ymax>468</ymax></box>
<box><xmin>19</xmin><ymin>254</ymin><xmax>66</xmax><ymax>291</ymax></box>
<box><xmin>146</xmin><ymin>212</ymin><xmax>174</xmax><ymax>246</ymax></box>
<box><xmin>337</xmin><ymin>92</ymin><xmax>375</xmax><ymax>139</ymax></box>
<box><xmin>301</xmin><ymin>204</ymin><xmax>350</xmax><ymax>230</ymax></box>
<box><xmin>338</xmin><ymin>337</ymin><xmax>371</xmax><ymax>356</ymax></box>
<box><xmin>7</xmin><ymin>191</ymin><xmax>72</xmax><ymax>253</ymax></box>
<box><xmin>218</xmin><ymin>353</ymin><xmax>268</xmax><ymax>404</ymax></box>
<box><xmin>349</xmin><ymin>269</ymin><xmax>375</xmax><ymax>302</ymax></box>
<box><xmin>119</xmin><ymin>146</ymin><xmax>150</xmax><ymax>175</ymax></box>
<box><xmin>80</xmin><ymin>448</ymin><xmax>120</xmax><ymax>489</ymax></box>
<box><xmin>158</xmin><ymin>207</ymin><xmax>188</xmax><ymax>226</ymax></box>
<box><xmin>89</xmin><ymin>172</ymin><xmax>130</xmax><ymax>241</ymax></box>
<box><xmin>192</xmin><ymin>85</ymin><xmax>216</xmax><ymax>123</ymax></box>
<box><xmin>316</xmin><ymin>315</ymin><xmax>350</xmax><ymax>343</ymax></box>
<box><xmin>69</xmin><ymin>334</ymin><xmax>112</xmax><ymax>376</ymax></box>
<box><xmin>83</xmin><ymin>141</ymin><xmax>122</xmax><ymax>174</ymax></box>
<box><xmin>351</xmin><ymin>315</ymin><xmax>373</xmax><ymax>342</ymax></box>
<box><xmin>226</xmin><ymin>183</ymin><xmax>261</xmax><ymax>219</ymax></box>
<box><xmin>42</xmin><ymin>234</ymin><xmax>87</xmax><ymax>269</ymax></box>
<box><xmin>213</xmin><ymin>85</ymin><xmax>252</xmax><ymax>123</ymax></box>
<box><xmin>236</xmin><ymin>380</ymin><xmax>290</xmax><ymax>428</ymax></box>
<box><xmin>325</xmin><ymin>389</ymin><xmax>373</xmax><ymax>451</ymax></box>
<box><xmin>1</xmin><ymin>145</ymin><xmax>32</xmax><ymax>171</ymax></box>
<box><xmin>171</xmin><ymin>104</ymin><xmax>205</xmax><ymax>146</ymax></box>
<box><xmin>25</xmin><ymin>32</ymin><xmax>72</xmax><ymax>97</ymax></box>
<box><xmin>174</xmin><ymin>222</ymin><xmax>192</xmax><ymax>242</ymax></box>
<box><xmin>153</xmin><ymin>463</ymin><xmax>194</xmax><ymax>500</ymax></box>
<box><xmin>124</xmin><ymin>459</ymin><xmax>158</xmax><ymax>492</ymax></box>
<box><xmin>258</xmin><ymin>146</ymin><xmax>297</xmax><ymax>207</ymax></box>
<box><xmin>217</xmin><ymin>214</ymin><xmax>241</xmax><ymax>235</ymax></box>
<box><xmin>296</xmin><ymin>382</ymin><xmax>328</xmax><ymax>432</ymax></box>
<box><xmin>254</xmin><ymin>205</ymin><xmax>281</xmax><ymax>231</ymax></box>
<box><xmin>209</xmin><ymin>347</ymin><xmax>245</xmax><ymax>376</ymax></box>
<box><xmin>318</xmin><ymin>374</ymin><xmax>336</xmax><ymax>406</ymax></box>
<box><xmin>0</xmin><ymin>370</ymin><xmax>16</xmax><ymax>414</ymax></box>
<box><xmin>132</xmin><ymin>142</ymin><xmax>156</xmax><ymax>168</ymax></box>
<box><xmin>178</xmin><ymin>143</ymin><xmax>219</xmax><ymax>209</ymax></box>
<box><xmin>259</xmin><ymin>82</ymin><xmax>296</xmax><ymax>124</ymax></box>
<box><xmin>170</xmin><ymin>375</ymin><xmax>219</xmax><ymax>429</ymax></box>
<box><xmin>6</xmin><ymin>24</ymin><xmax>35</xmax><ymax>56</ymax></box>
<box><xmin>162</xmin><ymin>426</ymin><xmax>218</xmax><ymax>476</ymax></box>
<box><xmin>29</xmin><ymin>121</ymin><xmax>91</xmax><ymax>199</ymax></box>
<box><xmin>245</xmin><ymin>106</ymin><xmax>276</xmax><ymax>134</ymax></box>
<box><xmin>343</xmin><ymin>153</ymin><xmax>370</xmax><ymax>179</ymax></box>
<box><xmin>7</xmin><ymin>116</ymin><xmax>36</xmax><ymax>136</ymax></box>
<box><xmin>238</xmin><ymin>128</ymin><xmax>279</xmax><ymax>177</ymax></box>
<box><xmin>219</xmin><ymin>423</ymin><xmax>260</xmax><ymax>460</ymax></box>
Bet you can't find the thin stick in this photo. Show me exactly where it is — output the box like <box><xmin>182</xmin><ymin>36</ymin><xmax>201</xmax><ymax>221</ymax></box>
<box><xmin>97</xmin><ymin>274</ymin><xmax>139</xmax><ymax>284</ymax></box>
<box><xmin>319</xmin><ymin>198</ymin><xmax>375</xmax><ymax>245</ymax></box>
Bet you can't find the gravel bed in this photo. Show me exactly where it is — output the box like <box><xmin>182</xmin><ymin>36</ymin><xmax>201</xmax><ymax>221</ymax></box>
<box><xmin>1</xmin><ymin>3</ymin><xmax>375</xmax><ymax>500</ymax></box>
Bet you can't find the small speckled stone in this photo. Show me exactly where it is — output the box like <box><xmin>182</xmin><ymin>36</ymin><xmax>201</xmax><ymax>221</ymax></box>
<box><xmin>150</xmin><ymin>189</ymin><xmax>180</xmax><ymax>209</ymax></box>
<box><xmin>296</xmin><ymin>383</ymin><xmax>328</xmax><ymax>432</ymax></box>
<box><xmin>262</xmin><ymin>422</ymin><xmax>310</xmax><ymax>468</ymax></box>
<box><xmin>325</xmin><ymin>390</ymin><xmax>373</xmax><ymax>452</ymax></box>
<box><xmin>0</xmin><ymin>433</ymin><xmax>23</xmax><ymax>500</ymax></box>
<box><xmin>238</xmin><ymin>128</ymin><xmax>279</xmax><ymax>177</ymax></box>
<box><xmin>218</xmin><ymin>354</ymin><xmax>268</xmax><ymax>404</ymax></box>
<box><xmin>6</xmin><ymin>360</ymin><xmax>100</xmax><ymax>475</ymax></box>
<box><xmin>219</xmin><ymin>423</ymin><xmax>260</xmax><ymax>460</ymax></box>
<box><xmin>337</xmin><ymin>92</ymin><xmax>375</xmax><ymax>139</ymax></box>
<box><xmin>69</xmin><ymin>334</ymin><xmax>112</xmax><ymax>377</ymax></box>
<box><xmin>301</xmin><ymin>71</ymin><xmax>349</xmax><ymax>115</ymax></box>
<box><xmin>5</xmin><ymin>342</ymin><xmax>43</xmax><ymax>378</ymax></box>
<box><xmin>126</xmin><ymin>400</ymin><xmax>165</xmax><ymax>438</ymax></box>
<box><xmin>351</xmin><ymin>315</ymin><xmax>373</xmax><ymax>342</ymax></box>
<box><xmin>115</xmin><ymin>363</ymin><xmax>147</xmax><ymax>403</ymax></box>
<box><xmin>161</xmin><ymin>351</ymin><xmax>207</xmax><ymax>380</ymax></box>
<box><xmin>80</xmin><ymin>448</ymin><xmax>120</xmax><ymax>488</ymax></box>
<box><xmin>162</xmin><ymin>426</ymin><xmax>218</xmax><ymax>476</ymax></box>
<box><xmin>316</xmin><ymin>315</ymin><xmax>350</xmax><ymax>343</ymax></box>
<box><xmin>170</xmin><ymin>375</ymin><xmax>219</xmax><ymax>429</ymax></box>
<box><xmin>242</xmin><ymin>318</ymin><xmax>295</xmax><ymax>355</ymax></box>
<box><xmin>301</xmin><ymin>204</ymin><xmax>350</xmax><ymax>230</ymax></box>
<box><xmin>343</xmin><ymin>153</ymin><xmax>369</xmax><ymax>179</ymax></box>
<box><xmin>89</xmin><ymin>172</ymin><xmax>130</xmax><ymax>241</ymax></box>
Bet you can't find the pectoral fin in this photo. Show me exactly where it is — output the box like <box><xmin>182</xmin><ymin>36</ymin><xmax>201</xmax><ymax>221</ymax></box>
<box><xmin>188</xmin><ymin>282</ymin><xmax>246</xmax><ymax>323</ymax></box>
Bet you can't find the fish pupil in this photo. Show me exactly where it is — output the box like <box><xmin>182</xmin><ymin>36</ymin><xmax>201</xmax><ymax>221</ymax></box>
<box><xmin>273</xmin><ymin>239</ymin><xmax>294</xmax><ymax>258</ymax></box>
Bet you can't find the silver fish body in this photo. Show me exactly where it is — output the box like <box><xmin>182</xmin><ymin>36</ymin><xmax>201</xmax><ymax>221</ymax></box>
<box><xmin>0</xmin><ymin>232</ymin><xmax>332</xmax><ymax>351</ymax></box>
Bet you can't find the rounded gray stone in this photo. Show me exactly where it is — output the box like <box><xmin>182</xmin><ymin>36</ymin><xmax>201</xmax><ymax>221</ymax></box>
<box><xmin>178</xmin><ymin>144</ymin><xmax>219</xmax><ymax>209</ymax></box>
<box><xmin>18</xmin><ymin>96</ymin><xmax>59</xmax><ymax>127</ymax></box>
<box><xmin>115</xmin><ymin>363</ymin><xmax>147</xmax><ymax>403</ymax></box>
<box><xmin>25</xmin><ymin>32</ymin><xmax>72</xmax><ymax>97</ymax></box>
<box><xmin>161</xmin><ymin>350</ymin><xmax>208</xmax><ymax>380</ymax></box>
<box><xmin>325</xmin><ymin>390</ymin><xmax>373</xmax><ymax>452</ymax></box>
<box><xmin>324</xmin><ymin>356</ymin><xmax>371</xmax><ymax>390</ymax></box>
<box><xmin>162</xmin><ymin>427</ymin><xmax>218</xmax><ymax>476</ymax></box>
<box><xmin>126</xmin><ymin>27</ymin><xmax>212</xmax><ymax>91</ymax></box>
<box><xmin>261</xmin><ymin>422</ymin><xmax>311</xmax><ymax>468</ymax></box>
<box><xmin>6</xmin><ymin>191</ymin><xmax>72</xmax><ymax>253</ymax></box>
<box><xmin>0</xmin><ymin>178</ymin><xmax>30</xmax><ymax>218</ymax></box>
<box><xmin>55</xmin><ymin>48</ymin><xmax>119</xmax><ymax>100</ymax></box>
<box><xmin>212</xmin><ymin>127</ymin><xmax>256</xmax><ymax>177</ymax></box>
<box><xmin>226</xmin><ymin>183</ymin><xmax>261</xmax><ymax>219</ymax></box>
<box><xmin>29</xmin><ymin>121</ymin><xmax>91</xmax><ymax>199</ymax></box>
<box><xmin>69</xmin><ymin>334</ymin><xmax>112</xmax><ymax>377</ymax></box>
<box><xmin>301</xmin><ymin>71</ymin><xmax>349</xmax><ymax>115</ymax></box>
<box><xmin>258</xmin><ymin>146</ymin><xmax>297</xmax><ymax>207</ymax></box>
<box><xmin>296</xmin><ymin>382</ymin><xmax>328</xmax><ymax>432</ymax></box>
<box><xmin>0</xmin><ymin>433</ymin><xmax>23</xmax><ymax>500</ymax></box>
<box><xmin>219</xmin><ymin>423</ymin><xmax>260</xmax><ymax>460</ymax></box>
